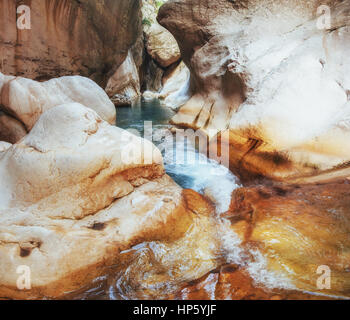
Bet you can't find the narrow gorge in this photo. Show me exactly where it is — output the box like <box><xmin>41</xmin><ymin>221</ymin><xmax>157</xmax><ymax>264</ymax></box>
<box><xmin>0</xmin><ymin>0</ymin><xmax>350</xmax><ymax>301</ymax></box>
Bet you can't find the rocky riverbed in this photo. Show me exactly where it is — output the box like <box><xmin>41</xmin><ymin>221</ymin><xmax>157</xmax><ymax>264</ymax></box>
<box><xmin>0</xmin><ymin>0</ymin><xmax>350</xmax><ymax>300</ymax></box>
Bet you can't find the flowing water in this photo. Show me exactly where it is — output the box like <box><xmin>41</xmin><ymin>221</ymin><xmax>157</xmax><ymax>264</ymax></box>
<box><xmin>116</xmin><ymin>98</ymin><xmax>239</xmax><ymax>203</ymax></box>
<box><xmin>68</xmin><ymin>99</ymin><xmax>338</xmax><ymax>300</ymax></box>
<box><xmin>68</xmin><ymin>98</ymin><xmax>242</xmax><ymax>300</ymax></box>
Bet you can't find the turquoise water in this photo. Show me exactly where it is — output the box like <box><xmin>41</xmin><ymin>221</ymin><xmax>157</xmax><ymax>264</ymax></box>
<box><xmin>116</xmin><ymin>98</ymin><xmax>239</xmax><ymax>195</ymax></box>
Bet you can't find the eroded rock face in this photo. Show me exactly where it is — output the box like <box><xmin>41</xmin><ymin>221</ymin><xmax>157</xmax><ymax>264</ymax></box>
<box><xmin>106</xmin><ymin>51</ymin><xmax>141</xmax><ymax>106</ymax></box>
<box><xmin>0</xmin><ymin>103</ymin><xmax>215</xmax><ymax>299</ymax></box>
<box><xmin>0</xmin><ymin>74</ymin><xmax>116</xmax><ymax>142</ymax></box>
<box><xmin>159</xmin><ymin>0</ymin><xmax>350</xmax><ymax>181</ymax></box>
<box><xmin>0</xmin><ymin>0</ymin><xmax>142</xmax><ymax>86</ymax></box>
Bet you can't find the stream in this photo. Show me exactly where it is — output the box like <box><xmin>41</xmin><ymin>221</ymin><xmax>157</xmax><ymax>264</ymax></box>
<box><xmin>67</xmin><ymin>98</ymin><xmax>341</xmax><ymax>300</ymax></box>
<box><xmin>69</xmin><ymin>98</ymin><xmax>241</xmax><ymax>300</ymax></box>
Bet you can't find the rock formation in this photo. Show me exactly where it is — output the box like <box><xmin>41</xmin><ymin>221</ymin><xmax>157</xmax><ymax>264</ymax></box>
<box><xmin>0</xmin><ymin>0</ymin><xmax>142</xmax><ymax>86</ymax></box>
<box><xmin>159</xmin><ymin>61</ymin><xmax>191</xmax><ymax>110</ymax></box>
<box><xmin>0</xmin><ymin>103</ymin><xmax>214</xmax><ymax>299</ymax></box>
<box><xmin>0</xmin><ymin>74</ymin><xmax>116</xmax><ymax>143</ymax></box>
<box><xmin>140</xmin><ymin>0</ymin><xmax>188</xmax><ymax>99</ymax></box>
<box><xmin>170</xmin><ymin>181</ymin><xmax>350</xmax><ymax>300</ymax></box>
<box><xmin>105</xmin><ymin>51</ymin><xmax>141</xmax><ymax>107</ymax></box>
<box><xmin>145</xmin><ymin>23</ymin><xmax>181</xmax><ymax>68</ymax></box>
<box><xmin>223</xmin><ymin>182</ymin><xmax>350</xmax><ymax>298</ymax></box>
<box><xmin>159</xmin><ymin>0</ymin><xmax>350</xmax><ymax>181</ymax></box>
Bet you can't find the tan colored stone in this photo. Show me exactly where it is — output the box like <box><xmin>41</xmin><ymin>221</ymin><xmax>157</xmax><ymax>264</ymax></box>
<box><xmin>106</xmin><ymin>51</ymin><xmax>141</xmax><ymax>106</ymax></box>
<box><xmin>0</xmin><ymin>0</ymin><xmax>142</xmax><ymax>86</ymax></box>
<box><xmin>222</xmin><ymin>182</ymin><xmax>350</xmax><ymax>298</ymax></box>
<box><xmin>1</xmin><ymin>75</ymin><xmax>116</xmax><ymax>133</ymax></box>
<box><xmin>159</xmin><ymin>0</ymin><xmax>350</xmax><ymax>181</ymax></box>
<box><xmin>146</xmin><ymin>23</ymin><xmax>181</xmax><ymax>68</ymax></box>
<box><xmin>0</xmin><ymin>102</ymin><xmax>216</xmax><ymax>299</ymax></box>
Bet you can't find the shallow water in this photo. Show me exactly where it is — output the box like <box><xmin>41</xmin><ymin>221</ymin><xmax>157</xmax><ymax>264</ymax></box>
<box><xmin>116</xmin><ymin>98</ymin><xmax>239</xmax><ymax>202</ymax></box>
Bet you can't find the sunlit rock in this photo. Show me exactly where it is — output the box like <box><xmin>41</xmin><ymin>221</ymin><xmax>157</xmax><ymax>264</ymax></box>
<box><xmin>221</xmin><ymin>182</ymin><xmax>350</xmax><ymax>298</ymax></box>
<box><xmin>0</xmin><ymin>103</ymin><xmax>214</xmax><ymax>299</ymax></box>
<box><xmin>159</xmin><ymin>61</ymin><xmax>191</xmax><ymax>110</ymax></box>
<box><xmin>143</xmin><ymin>90</ymin><xmax>159</xmax><ymax>100</ymax></box>
<box><xmin>159</xmin><ymin>0</ymin><xmax>350</xmax><ymax>181</ymax></box>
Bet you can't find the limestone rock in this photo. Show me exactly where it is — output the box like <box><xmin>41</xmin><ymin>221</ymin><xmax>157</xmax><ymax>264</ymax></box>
<box><xmin>0</xmin><ymin>103</ymin><xmax>214</xmax><ymax>299</ymax></box>
<box><xmin>142</xmin><ymin>90</ymin><xmax>159</xmax><ymax>100</ymax></box>
<box><xmin>159</xmin><ymin>0</ymin><xmax>350</xmax><ymax>181</ymax></box>
<box><xmin>106</xmin><ymin>51</ymin><xmax>141</xmax><ymax>106</ymax></box>
<box><xmin>159</xmin><ymin>61</ymin><xmax>191</xmax><ymax>110</ymax></box>
<box><xmin>145</xmin><ymin>23</ymin><xmax>181</xmax><ymax>68</ymax></box>
<box><xmin>0</xmin><ymin>0</ymin><xmax>142</xmax><ymax>86</ymax></box>
<box><xmin>0</xmin><ymin>103</ymin><xmax>161</xmax><ymax>216</ymax></box>
<box><xmin>1</xmin><ymin>75</ymin><xmax>116</xmax><ymax>134</ymax></box>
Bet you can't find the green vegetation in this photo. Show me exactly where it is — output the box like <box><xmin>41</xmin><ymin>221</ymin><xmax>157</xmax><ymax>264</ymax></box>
<box><xmin>155</xmin><ymin>0</ymin><xmax>164</xmax><ymax>9</ymax></box>
<box><xmin>142</xmin><ymin>18</ymin><xmax>152</xmax><ymax>26</ymax></box>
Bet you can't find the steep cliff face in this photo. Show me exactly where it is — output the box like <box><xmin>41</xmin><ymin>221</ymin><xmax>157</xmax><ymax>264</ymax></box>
<box><xmin>0</xmin><ymin>0</ymin><xmax>142</xmax><ymax>87</ymax></box>
<box><xmin>159</xmin><ymin>0</ymin><xmax>350</xmax><ymax>182</ymax></box>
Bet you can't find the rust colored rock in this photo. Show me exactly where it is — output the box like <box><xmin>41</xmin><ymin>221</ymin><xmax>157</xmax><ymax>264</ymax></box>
<box><xmin>0</xmin><ymin>0</ymin><xmax>142</xmax><ymax>86</ymax></box>
<box><xmin>174</xmin><ymin>267</ymin><xmax>332</xmax><ymax>300</ymax></box>
<box><xmin>223</xmin><ymin>182</ymin><xmax>350</xmax><ymax>298</ymax></box>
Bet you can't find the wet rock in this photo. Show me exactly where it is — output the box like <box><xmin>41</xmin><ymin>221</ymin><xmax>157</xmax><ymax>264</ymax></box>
<box><xmin>221</xmin><ymin>182</ymin><xmax>350</xmax><ymax>298</ymax></box>
<box><xmin>159</xmin><ymin>61</ymin><xmax>191</xmax><ymax>110</ymax></box>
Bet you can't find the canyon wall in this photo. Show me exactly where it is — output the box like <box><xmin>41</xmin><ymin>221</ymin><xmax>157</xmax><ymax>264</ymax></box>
<box><xmin>0</xmin><ymin>0</ymin><xmax>142</xmax><ymax>87</ymax></box>
<box><xmin>158</xmin><ymin>0</ymin><xmax>350</xmax><ymax>182</ymax></box>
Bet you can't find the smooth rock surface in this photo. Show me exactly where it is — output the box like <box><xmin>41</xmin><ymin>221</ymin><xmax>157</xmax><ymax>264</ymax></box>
<box><xmin>159</xmin><ymin>61</ymin><xmax>191</xmax><ymax>110</ymax></box>
<box><xmin>0</xmin><ymin>103</ymin><xmax>214</xmax><ymax>299</ymax></box>
<box><xmin>1</xmin><ymin>75</ymin><xmax>116</xmax><ymax>133</ymax></box>
<box><xmin>222</xmin><ymin>182</ymin><xmax>350</xmax><ymax>298</ymax></box>
<box><xmin>145</xmin><ymin>23</ymin><xmax>181</xmax><ymax>68</ymax></box>
<box><xmin>0</xmin><ymin>0</ymin><xmax>142</xmax><ymax>86</ymax></box>
<box><xmin>159</xmin><ymin>0</ymin><xmax>350</xmax><ymax>181</ymax></box>
<box><xmin>106</xmin><ymin>51</ymin><xmax>141</xmax><ymax>106</ymax></box>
